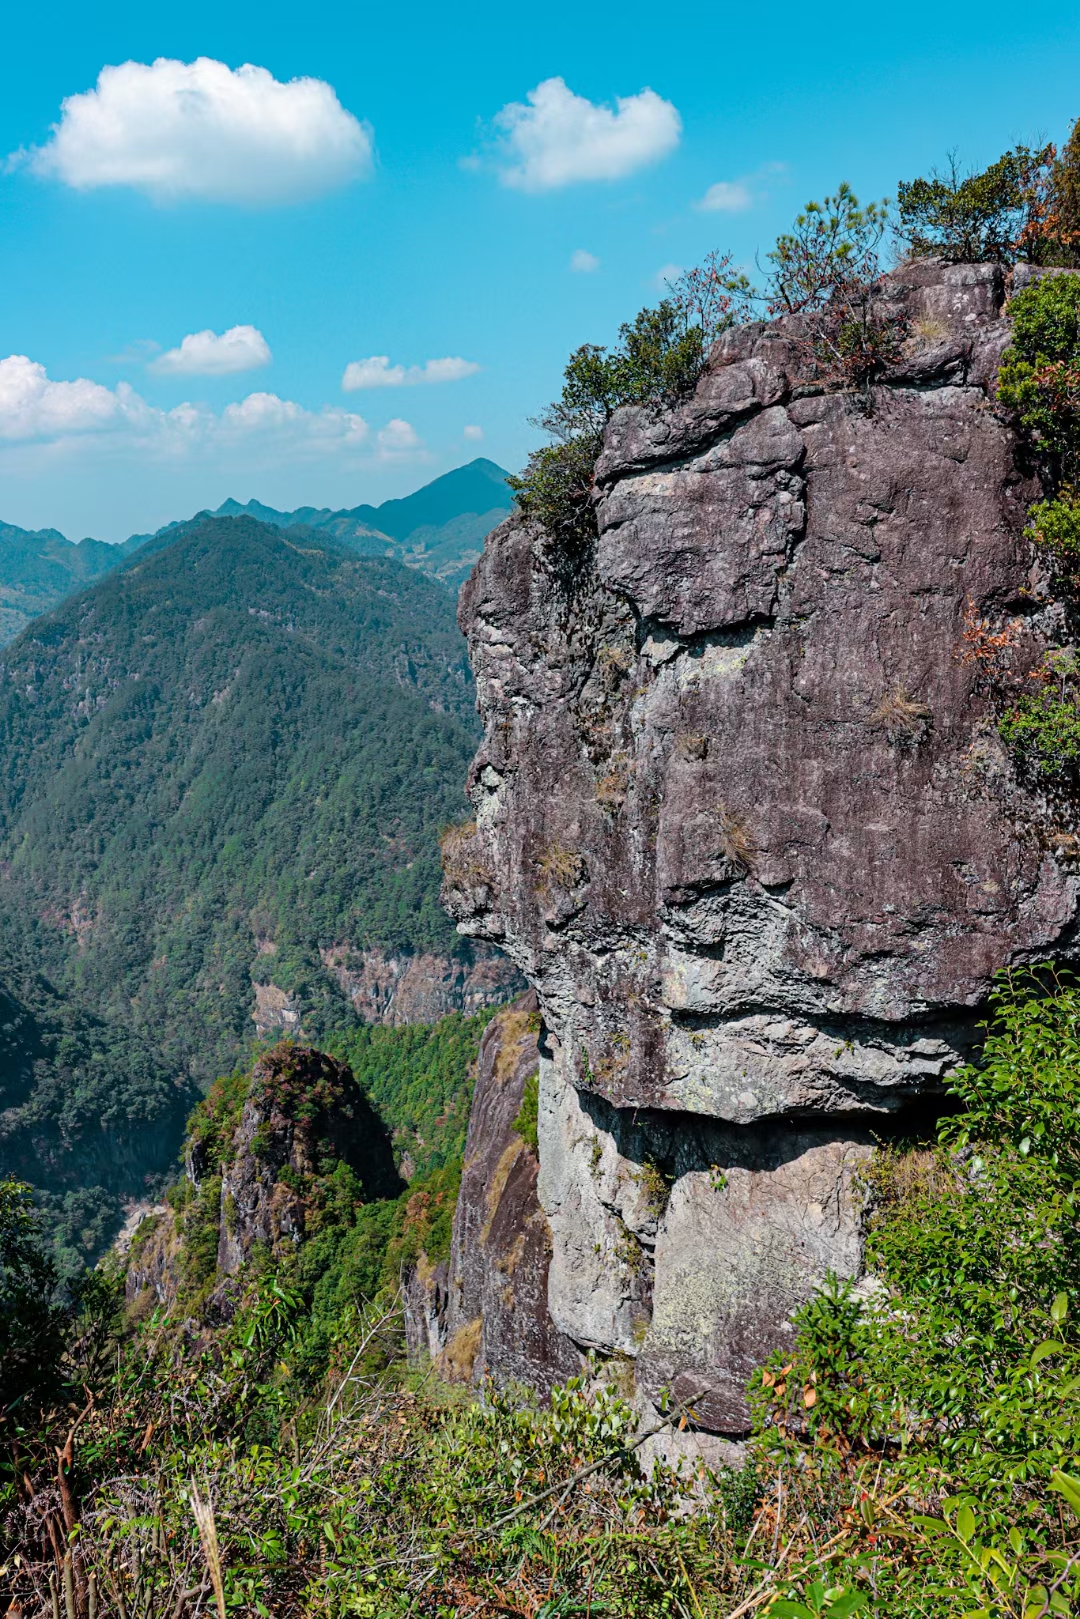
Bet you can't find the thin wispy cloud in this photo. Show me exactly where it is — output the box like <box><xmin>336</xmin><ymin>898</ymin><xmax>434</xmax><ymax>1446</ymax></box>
<box><xmin>23</xmin><ymin>57</ymin><xmax>372</xmax><ymax>205</ymax></box>
<box><xmin>341</xmin><ymin>355</ymin><xmax>480</xmax><ymax>390</ymax></box>
<box><xmin>494</xmin><ymin>77</ymin><xmax>680</xmax><ymax>192</ymax></box>
<box><xmin>463</xmin><ymin>425</ymin><xmax>484</xmax><ymax>441</ymax></box>
<box><xmin>697</xmin><ymin>180</ymin><xmax>753</xmax><ymax>212</ymax></box>
<box><xmin>150</xmin><ymin>325</ymin><xmax>271</xmax><ymax>377</ymax></box>
<box><xmin>695</xmin><ymin>162</ymin><xmax>787</xmax><ymax>214</ymax></box>
<box><xmin>570</xmin><ymin>249</ymin><xmax>600</xmax><ymax>272</ymax></box>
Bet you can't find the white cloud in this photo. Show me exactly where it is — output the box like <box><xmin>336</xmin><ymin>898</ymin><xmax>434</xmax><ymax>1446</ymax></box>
<box><xmin>494</xmin><ymin>77</ymin><xmax>680</xmax><ymax>192</ymax></box>
<box><xmin>377</xmin><ymin>418</ymin><xmax>422</xmax><ymax>456</ymax></box>
<box><xmin>570</xmin><ymin>249</ymin><xmax>600</xmax><ymax>273</ymax></box>
<box><xmin>149</xmin><ymin>324</ymin><xmax>271</xmax><ymax>376</ymax></box>
<box><xmin>697</xmin><ymin>180</ymin><xmax>753</xmax><ymax>213</ymax></box>
<box><xmin>218</xmin><ymin>392</ymin><xmax>370</xmax><ymax>450</ymax></box>
<box><xmin>0</xmin><ymin>355</ymin><xmax>144</xmax><ymax>440</ymax></box>
<box><xmin>27</xmin><ymin>57</ymin><xmax>372</xmax><ymax>205</ymax></box>
<box><xmin>463</xmin><ymin>425</ymin><xmax>484</xmax><ymax>441</ymax></box>
<box><xmin>0</xmin><ymin>354</ymin><xmax>424</xmax><ymax>469</ymax></box>
<box><xmin>341</xmin><ymin>354</ymin><xmax>480</xmax><ymax>390</ymax></box>
<box><xmin>695</xmin><ymin>164</ymin><xmax>787</xmax><ymax>214</ymax></box>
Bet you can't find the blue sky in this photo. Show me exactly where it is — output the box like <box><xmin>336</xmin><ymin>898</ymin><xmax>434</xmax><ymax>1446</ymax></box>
<box><xmin>2</xmin><ymin>0</ymin><xmax>1080</xmax><ymax>541</ymax></box>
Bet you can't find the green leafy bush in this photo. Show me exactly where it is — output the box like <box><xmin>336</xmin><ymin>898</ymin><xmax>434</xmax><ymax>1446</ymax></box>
<box><xmin>998</xmin><ymin>271</ymin><xmax>1080</xmax><ymax>476</ymax></box>
<box><xmin>897</xmin><ymin>146</ymin><xmax>1054</xmax><ymax>263</ymax></box>
<box><xmin>998</xmin><ymin>687</ymin><xmax>1080</xmax><ymax>782</ymax></box>
<box><xmin>1027</xmin><ymin>487</ymin><xmax>1080</xmax><ymax>576</ymax></box>
<box><xmin>510</xmin><ymin>254</ymin><xmax>751</xmax><ymax>556</ymax></box>
<box><xmin>756</xmin><ymin>967</ymin><xmax>1080</xmax><ymax>1561</ymax></box>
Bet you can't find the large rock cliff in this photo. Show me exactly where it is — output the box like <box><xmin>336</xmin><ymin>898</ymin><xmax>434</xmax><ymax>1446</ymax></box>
<box><xmin>443</xmin><ymin>260</ymin><xmax>1079</xmax><ymax>1443</ymax></box>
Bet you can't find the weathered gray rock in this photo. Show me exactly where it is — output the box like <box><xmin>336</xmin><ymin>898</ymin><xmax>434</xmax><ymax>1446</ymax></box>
<box><xmin>446</xmin><ymin>259</ymin><xmax>1080</xmax><ymax>1435</ymax></box>
<box><xmin>319</xmin><ymin>944</ymin><xmax>522</xmax><ymax>1026</ymax></box>
<box><xmin>403</xmin><ymin>996</ymin><xmax>581</xmax><ymax>1393</ymax></box>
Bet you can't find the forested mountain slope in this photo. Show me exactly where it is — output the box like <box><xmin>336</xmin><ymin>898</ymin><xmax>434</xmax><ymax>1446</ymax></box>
<box><xmin>0</xmin><ymin>522</ymin><xmax>120</xmax><ymax>644</ymax></box>
<box><xmin>0</xmin><ymin>461</ymin><xmax>513</xmax><ymax>652</ymax></box>
<box><xmin>0</xmin><ymin>926</ymin><xmax>191</xmax><ymax>1277</ymax></box>
<box><xmin>0</xmin><ymin>516</ymin><xmax>483</xmax><ymax>1092</ymax></box>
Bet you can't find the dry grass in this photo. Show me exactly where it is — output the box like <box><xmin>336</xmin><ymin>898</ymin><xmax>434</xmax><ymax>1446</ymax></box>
<box><xmin>909</xmin><ymin>315</ymin><xmax>950</xmax><ymax>347</ymax></box>
<box><xmin>676</xmin><ymin>733</ymin><xmax>709</xmax><ymax>762</ymax></box>
<box><xmin>871</xmin><ymin>686</ymin><xmax>932</xmax><ymax>745</ymax></box>
<box><xmin>535</xmin><ymin>842</ymin><xmax>586</xmax><ymax>894</ymax></box>
<box><xmin>191</xmin><ymin>1488</ymin><xmax>227</xmax><ymax>1619</ymax></box>
<box><xmin>481</xmin><ymin>1139</ymin><xmax>525</xmax><ymax>1244</ymax></box>
<box><xmin>439</xmin><ymin>820</ymin><xmax>491</xmax><ymax>889</ymax></box>
<box><xmin>716</xmin><ymin>802</ymin><xmax>754</xmax><ymax>873</ymax></box>
<box><xmin>594</xmin><ymin>757</ymin><xmax>630</xmax><ymax>809</ymax></box>
<box><xmin>859</xmin><ymin>1144</ymin><xmax>958</xmax><ymax>1227</ymax></box>
<box><xmin>439</xmin><ymin>1316</ymin><xmax>482</xmax><ymax>1383</ymax></box>
<box><xmin>492</xmin><ymin>1009</ymin><xmax>536</xmax><ymax>1083</ymax></box>
<box><xmin>595</xmin><ymin>644</ymin><xmax>633</xmax><ymax>697</ymax></box>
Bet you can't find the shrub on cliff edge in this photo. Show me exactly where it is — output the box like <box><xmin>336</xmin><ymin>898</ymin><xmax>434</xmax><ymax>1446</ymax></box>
<box><xmin>509</xmin><ymin>253</ymin><xmax>751</xmax><ymax>559</ymax></box>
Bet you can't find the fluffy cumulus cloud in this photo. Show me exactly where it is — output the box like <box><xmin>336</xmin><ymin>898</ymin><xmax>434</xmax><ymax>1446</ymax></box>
<box><xmin>150</xmin><ymin>325</ymin><xmax>272</xmax><ymax>377</ymax></box>
<box><xmin>463</xmin><ymin>424</ymin><xmax>484</xmax><ymax>441</ymax></box>
<box><xmin>0</xmin><ymin>354</ymin><xmax>426</xmax><ymax>467</ymax></box>
<box><xmin>0</xmin><ymin>355</ymin><xmax>144</xmax><ymax>440</ymax></box>
<box><xmin>377</xmin><ymin>418</ymin><xmax>421</xmax><ymax>455</ymax></box>
<box><xmin>570</xmin><ymin>249</ymin><xmax>600</xmax><ymax>272</ymax></box>
<box><xmin>341</xmin><ymin>355</ymin><xmax>480</xmax><ymax>390</ymax></box>
<box><xmin>697</xmin><ymin>180</ymin><xmax>753</xmax><ymax>213</ymax></box>
<box><xmin>495</xmin><ymin>77</ymin><xmax>680</xmax><ymax>192</ymax></box>
<box><xmin>28</xmin><ymin>58</ymin><xmax>372</xmax><ymax>205</ymax></box>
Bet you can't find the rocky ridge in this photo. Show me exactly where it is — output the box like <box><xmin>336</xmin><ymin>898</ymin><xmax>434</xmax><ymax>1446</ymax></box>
<box><xmin>125</xmin><ymin>1043</ymin><xmax>399</xmax><ymax>1317</ymax></box>
<box><xmin>440</xmin><ymin>260</ymin><xmax>1080</xmax><ymax>1445</ymax></box>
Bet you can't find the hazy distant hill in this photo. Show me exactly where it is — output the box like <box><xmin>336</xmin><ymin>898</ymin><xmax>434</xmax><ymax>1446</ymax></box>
<box><xmin>209</xmin><ymin>457</ymin><xmax>513</xmax><ymax>590</ymax></box>
<box><xmin>0</xmin><ymin>459</ymin><xmax>514</xmax><ymax>647</ymax></box>
<box><xmin>0</xmin><ymin>522</ymin><xmax>120</xmax><ymax>643</ymax></box>
<box><xmin>0</xmin><ymin>517</ymin><xmax>482</xmax><ymax>1083</ymax></box>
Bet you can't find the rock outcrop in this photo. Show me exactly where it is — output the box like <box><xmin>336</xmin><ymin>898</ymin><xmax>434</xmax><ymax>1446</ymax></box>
<box><xmin>444</xmin><ymin>260</ymin><xmax>1079</xmax><ymax>1442</ymax></box>
<box><xmin>125</xmin><ymin>1043</ymin><xmax>400</xmax><ymax>1317</ymax></box>
<box><xmin>404</xmin><ymin>996</ymin><xmax>582</xmax><ymax>1393</ymax></box>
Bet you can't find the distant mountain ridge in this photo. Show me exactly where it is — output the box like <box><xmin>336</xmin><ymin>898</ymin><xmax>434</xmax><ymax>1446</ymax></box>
<box><xmin>0</xmin><ymin>522</ymin><xmax>121</xmax><ymax>644</ymax></box>
<box><xmin>126</xmin><ymin>457</ymin><xmax>513</xmax><ymax>591</ymax></box>
<box><xmin>0</xmin><ymin>459</ymin><xmax>514</xmax><ymax>645</ymax></box>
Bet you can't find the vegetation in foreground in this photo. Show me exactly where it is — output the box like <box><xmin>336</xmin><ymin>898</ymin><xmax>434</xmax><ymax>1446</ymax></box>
<box><xmin>3</xmin><ymin>971</ymin><xmax>1080</xmax><ymax>1616</ymax></box>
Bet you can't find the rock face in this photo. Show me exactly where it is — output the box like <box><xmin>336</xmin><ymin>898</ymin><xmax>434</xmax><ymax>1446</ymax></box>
<box><xmin>404</xmin><ymin>997</ymin><xmax>582</xmax><ymax>1393</ymax></box>
<box><xmin>445</xmin><ymin>260</ymin><xmax>1079</xmax><ymax>1439</ymax></box>
<box><xmin>319</xmin><ymin>944</ymin><xmax>522</xmax><ymax>1027</ymax></box>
